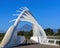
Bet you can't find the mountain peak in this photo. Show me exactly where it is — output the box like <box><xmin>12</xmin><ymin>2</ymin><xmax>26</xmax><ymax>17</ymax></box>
<box><xmin>18</xmin><ymin>24</ymin><xmax>32</xmax><ymax>32</ymax></box>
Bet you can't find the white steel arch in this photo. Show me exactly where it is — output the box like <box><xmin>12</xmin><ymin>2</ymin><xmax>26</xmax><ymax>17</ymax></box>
<box><xmin>0</xmin><ymin>7</ymin><xmax>59</xmax><ymax>48</ymax></box>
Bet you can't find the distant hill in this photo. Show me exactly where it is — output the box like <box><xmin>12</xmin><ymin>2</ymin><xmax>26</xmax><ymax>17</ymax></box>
<box><xmin>0</xmin><ymin>25</ymin><xmax>58</xmax><ymax>33</ymax></box>
<box><xmin>53</xmin><ymin>29</ymin><xmax>58</xmax><ymax>33</ymax></box>
<box><xmin>18</xmin><ymin>24</ymin><xmax>58</xmax><ymax>33</ymax></box>
<box><xmin>18</xmin><ymin>24</ymin><xmax>32</xmax><ymax>32</ymax></box>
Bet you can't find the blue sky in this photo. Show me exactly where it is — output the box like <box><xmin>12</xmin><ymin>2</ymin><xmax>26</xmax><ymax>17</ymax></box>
<box><xmin>0</xmin><ymin>0</ymin><xmax>60</xmax><ymax>32</ymax></box>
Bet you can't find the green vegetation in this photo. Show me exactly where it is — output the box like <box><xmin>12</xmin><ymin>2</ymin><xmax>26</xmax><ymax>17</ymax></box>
<box><xmin>44</xmin><ymin>28</ymin><xmax>54</xmax><ymax>36</ymax></box>
<box><xmin>54</xmin><ymin>29</ymin><xmax>60</xmax><ymax>36</ymax></box>
<box><xmin>0</xmin><ymin>33</ymin><xmax>5</xmax><ymax>43</ymax></box>
<box><xmin>0</xmin><ymin>28</ymin><xmax>60</xmax><ymax>43</ymax></box>
<box><xmin>18</xmin><ymin>30</ymin><xmax>33</xmax><ymax>39</ymax></box>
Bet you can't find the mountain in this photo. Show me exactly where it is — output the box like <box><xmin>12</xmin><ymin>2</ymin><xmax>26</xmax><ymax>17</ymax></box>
<box><xmin>18</xmin><ymin>24</ymin><xmax>32</xmax><ymax>32</ymax></box>
<box><xmin>53</xmin><ymin>29</ymin><xmax>58</xmax><ymax>33</ymax></box>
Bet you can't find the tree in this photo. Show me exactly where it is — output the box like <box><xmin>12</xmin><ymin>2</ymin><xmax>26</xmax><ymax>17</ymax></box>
<box><xmin>44</xmin><ymin>28</ymin><xmax>54</xmax><ymax>36</ymax></box>
<box><xmin>29</xmin><ymin>30</ymin><xmax>33</xmax><ymax>36</ymax></box>
<box><xmin>18</xmin><ymin>31</ymin><xmax>24</xmax><ymax>36</ymax></box>
<box><xmin>55</xmin><ymin>29</ymin><xmax>60</xmax><ymax>36</ymax></box>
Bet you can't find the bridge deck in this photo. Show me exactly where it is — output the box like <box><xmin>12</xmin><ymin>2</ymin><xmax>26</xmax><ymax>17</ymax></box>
<box><xmin>14</xmin><ymin>40</ymin><xmax>60</xmax><ymax>48</ymax></box>
<box><xmin>15</xmin><ymin>44</ymin><xmax>60</xmax><ymax>48</ymax></box>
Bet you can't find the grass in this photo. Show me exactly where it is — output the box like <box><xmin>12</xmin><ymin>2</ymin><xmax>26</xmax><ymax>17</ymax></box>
<box><xmin>0</xmin><ymin>37</ymin><xmax>4</xmax><ymax>43</ymax></box>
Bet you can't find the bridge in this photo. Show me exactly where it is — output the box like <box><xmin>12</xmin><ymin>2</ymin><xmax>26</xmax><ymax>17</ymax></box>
<box><xmin>0</xmin><ymin>7</ymin><xmax>60</xmax><ymax>48</ymax></box>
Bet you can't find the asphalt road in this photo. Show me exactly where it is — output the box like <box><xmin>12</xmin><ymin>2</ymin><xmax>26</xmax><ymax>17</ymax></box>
<box><xmin>14</xmin><ymin>40</ymin><xmax>60</xmax><ymax>48</ymax></box>
<box><xmin>14</xmin><ymin>44</ymin><xmax>60</xmax><ymax>48</ymax></box>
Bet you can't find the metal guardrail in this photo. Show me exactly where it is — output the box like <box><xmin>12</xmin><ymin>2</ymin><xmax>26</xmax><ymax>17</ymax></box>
<box><xmin>47</xmin><ymin>36</ymin><xmax>60</xmax><ymax>39</ymax></box>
